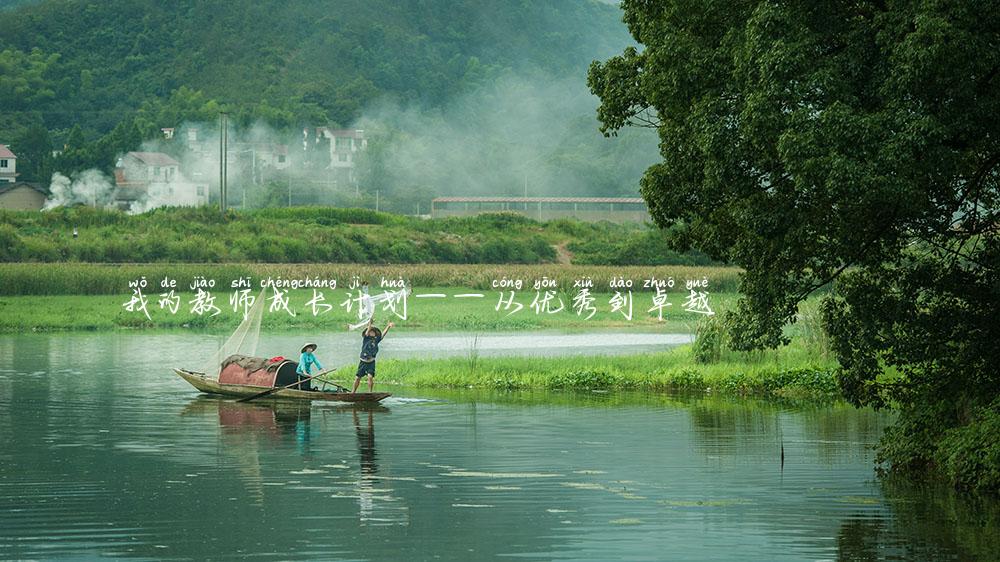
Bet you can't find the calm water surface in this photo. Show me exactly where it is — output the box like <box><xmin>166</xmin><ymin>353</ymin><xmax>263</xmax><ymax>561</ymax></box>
<box><xmin>1</xmin><ymin>332</ymin><xmax>996</xmax><ymax>561</ymax></box>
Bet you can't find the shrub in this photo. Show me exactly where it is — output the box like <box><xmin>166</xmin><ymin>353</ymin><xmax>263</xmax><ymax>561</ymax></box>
<box><xmin>18</xmin><ymin>236</ymin><xmax>61</xmax><ymax>262</ymax></box>
<box><xmin>470</xmin><ymin>212</ymin><xmax>535</xmax><ymax>230</ymax></box>
<box><xmin>693</xmin><ymin>315</ymin><xmax>726</xmax><ymax>363</ymax></box>
<box><xmin>387</xmin><ymin>240</ymin><xmax>425</xmax><ymax>263</ymax></box>
<box><xmin>0</xmin><ymin>224</ymin><xmax>24</xmax><ymax>261</ymax></box>
<box><xmin>935</xmin><ymin>402</ymin><xmax>1000</xmax><ymax>490</ymax></box>
<box><xmin>668</xmin><ymin>369</ymin><xmax>705</xmax><ymax>389</ymax></box>
<box><xmin>547</xmin><ymin>369</ymin><xmax>618</xmax><ymax>389</ymax></box>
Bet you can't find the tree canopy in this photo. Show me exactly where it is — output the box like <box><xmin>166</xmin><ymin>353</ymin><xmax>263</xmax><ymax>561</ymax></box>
<box><xmin>0</xmin><ymin>0</ymin><xmax>627</xmax><ymax>135</ymax></box>
<box><xmin>589</xmin><ymin>0</ymin><xmax>1000</xmax><ymax>489</ymax></box>
<box><xmin>0</xmin><ymin>0</ymin><xmax>658</xmax><ymax>202</ymax></box>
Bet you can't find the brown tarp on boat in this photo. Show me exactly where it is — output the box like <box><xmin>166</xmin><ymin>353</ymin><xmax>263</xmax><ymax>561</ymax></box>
<box><xmin>221</xmin><ymin>354</ymin><xmax>279</xmax><ymax>373</ymax></box>
<box><xmin>219</xmin><ymin>354</ymin><xmax>285</xmax><ymax>387</ymax></box>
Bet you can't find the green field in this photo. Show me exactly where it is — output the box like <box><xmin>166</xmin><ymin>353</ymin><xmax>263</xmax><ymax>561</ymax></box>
<box><xmin>0</xmin><ymin>287</ymin><xmax>739</xmax><ymax>332</ymax></box>
<box><xmin>0</xmin><ymin>262</ymin><xmax>740</xmax><ymax>295</ymax></box>
<box><xmin>347</xmin><ymin>338</ymin><xmax>840</xmax><ymax>400</ymax></box>
<box><xmin>0</xmin><ymin>259</ymin><xmax>842</xmax><ymax>401</ymax></box>
<box><xmin>0</xmin><ymin>207</ymin><xmax>717</xmax><ymax>266</ymax></box>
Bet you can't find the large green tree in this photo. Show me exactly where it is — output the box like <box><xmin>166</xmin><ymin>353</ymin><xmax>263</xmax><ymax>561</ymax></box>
<box><xmin>589</xmin><ymin>1</ymin><xmax>1000</xmax><ymax>489</ymax></box>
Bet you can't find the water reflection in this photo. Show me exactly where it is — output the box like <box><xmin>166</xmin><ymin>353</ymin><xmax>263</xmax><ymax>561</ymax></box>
<box><xmin>354</xmin><ymin>409</ymin><xmax>379</xmax><ymax>524</ymax></box>
<box><xmin>1</xmin><ymin>332</ymin><xmax>998</xmax><ymax>561</ymax></box>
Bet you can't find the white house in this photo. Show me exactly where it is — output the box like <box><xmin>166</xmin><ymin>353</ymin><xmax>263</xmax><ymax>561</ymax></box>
<box><xmin>120</xmin><ymin>151</ymin><xmax>181</xmax><ymax>182</ymax></box>
<box><xmin>114</xmin><ymin>151</ymin><xmax>208</xmax><ymax>208</ymax></box>
<box><xmin>317</xmin><ymin>128</ymin><xmax>366</xmax><ymax>185</ymax></box>
<box><xmin>0</xmin><ymin>144</ymin><xmax>18</xmax><ymax>184</ymax></box>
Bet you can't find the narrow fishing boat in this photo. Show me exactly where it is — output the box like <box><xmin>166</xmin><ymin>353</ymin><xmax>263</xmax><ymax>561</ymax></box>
<box><xmin>173</xmin><ymin>367</ymin><xmax>391</xmax><ymax>402</ymax></box>
<box><xmin>174</xmin><ymin>287</ymin><xmax>391</xmax><ymax>403</ymax></box>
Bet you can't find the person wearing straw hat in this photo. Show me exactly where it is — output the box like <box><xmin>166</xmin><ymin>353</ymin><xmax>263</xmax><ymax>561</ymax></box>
<box><xmin>296</xmin><ymin>343</ymin><xmax>323</xmax><ymax>390</ymax></box>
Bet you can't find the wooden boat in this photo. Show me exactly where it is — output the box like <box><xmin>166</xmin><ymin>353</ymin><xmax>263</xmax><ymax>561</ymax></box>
<box><xmin>174</xmin><ymin>368</ymin><xmax>391</xmax><ymax>403</ymax></box>
<box><xmin>174</xmin><ymin>288</ymin><xmax>391</xmax><ymax>403</ymax></box>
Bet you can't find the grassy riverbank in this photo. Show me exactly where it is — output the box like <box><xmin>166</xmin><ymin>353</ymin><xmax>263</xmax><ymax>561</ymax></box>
<box><xmin>0</xmin><ymin>262</ymin><xmax>742</xmax><ymax>332</ymax></box>
<box><xmin>1</xmin><ymin>206</ymin><xmax>717</xmax><ymax>266</ymax></box>
<box><xmin>0</xmin><ymin>288</ymin><xmax>740</xmax><ymax>332</ymax></box>
<box><xmin>0</xmin><ymin>263</ymin><xmax>740</xmax><ymax>295</ymax></box>
<box><xmin>371</xmin><ymin>339</ymin><xmax>840</xmax><ymax>399</ymax></box>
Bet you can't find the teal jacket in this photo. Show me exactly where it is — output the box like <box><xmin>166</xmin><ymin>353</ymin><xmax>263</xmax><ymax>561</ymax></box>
<box><xmin>297</xmin><ymin>351</ymin><xmax>323</xmax><ymax>375</ymax></box>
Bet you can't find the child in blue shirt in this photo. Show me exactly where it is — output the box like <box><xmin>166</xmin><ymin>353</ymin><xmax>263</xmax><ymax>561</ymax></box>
<box><xmin>352</xmin><ymin>319</ymin><xmax>394</xmax><ymax>393</ymax></box>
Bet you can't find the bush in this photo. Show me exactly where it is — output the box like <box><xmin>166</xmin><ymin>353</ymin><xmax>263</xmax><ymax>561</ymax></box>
<box><xmin>693</xmin><ymin>315</ymin><xmax>726</xmax><ymax>363</ymax></box>
<box><xmin>168</xmin><ymin>238</ymin><xmax>224</xmax><ymax>262</ymax></box>
<box><xmin>667</xmin><ymin>369</ymin><xmax>705</xmax><ymax>389</ymax></box>
<box><xmin>547</xmin><ymin>369</ymin><xmax>618</xmax><ymax>389</ymax></box>
<box><xmin>1</xmin><ymin>206</ymin><xmax>720</xmax><ymax>266</ymax></box>
<box><xmin>0</xmin><ymin>224</ymin><xmax>24</xmax><ymax>261</ymax></box>
<box><xmin>469</xmin><ymin>212</ymin><xmax>535</xmax><ymax>230</ymax></box>
<box><xmin>477</xmin><ymin>239</ymin><xmax>519</xmax><ymax>263</ymax></box>
<box><xmin>248</xmin><ymin>206</ymin><xmax>396</xmax><ymax>225</ymax></box>
<box><xmin>19</xmin><ymin>237</ymin><xmax>61</xmax><ymax>262</ymax></box>
<box><xmin>935</xmin><ymin>402</ymin><xmax>1000</xmax><ymax>490</ymax></box>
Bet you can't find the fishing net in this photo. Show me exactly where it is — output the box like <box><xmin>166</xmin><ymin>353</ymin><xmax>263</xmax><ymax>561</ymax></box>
<box><xmin>347</xmin><ymin>286</ymin><xmax>412</xmax><ymax>331</ymax></box>
<box><xmin>202</xmin><ymin>288</ymin><xmax>266</xmax><ymax>376</ymax></box>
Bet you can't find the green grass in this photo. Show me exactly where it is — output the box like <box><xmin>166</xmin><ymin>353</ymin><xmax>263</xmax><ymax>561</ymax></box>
<box><xmin>370</xmin><ymin>339</ymin><xmax>840</xmax><ymax>399</ymax></box>
<box><xmin>0</xmin><ymin>206</ymin><xmax>720</xmax><ymax>266</ymax></box>
<box><xmin>0</xmin><ymin>262</ymin><xmax>742</xmax><ymax>296</ymax></box>
<box><xmin>0</xmin><ymin>288</ymin><xmax>741</xmax><ymax>332</ymax></box>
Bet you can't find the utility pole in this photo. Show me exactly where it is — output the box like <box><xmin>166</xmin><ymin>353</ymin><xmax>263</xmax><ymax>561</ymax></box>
<box><xmin>375</xmin><ymin>189</ymin><xmax>380</xmax><ymax>212</ymax></box>
<box><xmin>524</xmin><ymin>171</ymin><xmax>529</xmax><ymax>211</ymax></box>
<box><xmin>219</xmin><ymin>112</ymin><xmax>229</xmax><ymax>214</ymax></box>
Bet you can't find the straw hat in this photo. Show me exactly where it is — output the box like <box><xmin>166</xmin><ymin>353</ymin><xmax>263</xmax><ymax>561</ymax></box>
<box><xmin>301</xmin><ymin>342</ymin><xmax>317</xmax><ymax>353</ymax></box>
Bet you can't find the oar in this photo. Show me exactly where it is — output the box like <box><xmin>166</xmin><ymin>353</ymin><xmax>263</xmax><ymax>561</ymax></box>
<box><xmin>236</xmin><ymin>369</ymin><xmax>335</xmax><ymax>403</ymax></box>
<box><xmin>314</xmin><ymin>374</ymin><xmax>349</xmax><ymax>392</ymax></box>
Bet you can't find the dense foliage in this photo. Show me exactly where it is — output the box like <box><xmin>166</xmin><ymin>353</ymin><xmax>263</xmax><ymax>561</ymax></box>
<box><xmin>590</xmin><ymin>1</ymin><xmax>1000</xmax><ymax>489</ymax></box>
<box><xmin>0</xmin><ymin>0</ymin><xmax>658</xmax><ymax>208</ymax></box>
<box><xmin>0</xmin><ymin>206</ymin><xmax>715</xmax><ymax>267</ymax></box>
<box><xmin>0</xmin><ymin>0</ymin><xmax>624</xmax><ymax>134</ymax></box>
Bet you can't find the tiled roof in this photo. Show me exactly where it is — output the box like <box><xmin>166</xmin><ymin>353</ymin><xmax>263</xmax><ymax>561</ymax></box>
<box><xmin>126</xmin><ymin>151</ymin><xmax>180</xmax><ymax>166</ymax></box>
<box><xmin>0</xmin><ymin>182</ymin><xmax>47</xmax><ymax>196</ymax></box>
<box><xmin>317</xmin><ymin>127</ymin><xmax>364</xmax><ymax>138</ymax></box>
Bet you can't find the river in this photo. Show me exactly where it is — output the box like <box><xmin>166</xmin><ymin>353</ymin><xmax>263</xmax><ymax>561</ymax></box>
<box><xmin>1</xmin><ymin>332</ymin><xmax>996</xmax><ymax>560</ymax></box>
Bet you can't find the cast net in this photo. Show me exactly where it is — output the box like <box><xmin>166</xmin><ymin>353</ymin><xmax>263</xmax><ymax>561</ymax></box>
<box><xmin>202</xmin><ymin>288</ymin><xmax>266</xmax><ymax>376</ymax></box>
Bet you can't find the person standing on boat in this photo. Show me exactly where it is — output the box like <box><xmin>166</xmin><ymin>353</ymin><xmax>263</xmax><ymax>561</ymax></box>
<box><xmin>353</xmin><ymin>319</ymin><xmax>394</xmax><ymax>393</ymax></box>
<box><xmin>296</xmin><ymin>343</ymin><xmax>323</xmax><ymax>390</ymax></box>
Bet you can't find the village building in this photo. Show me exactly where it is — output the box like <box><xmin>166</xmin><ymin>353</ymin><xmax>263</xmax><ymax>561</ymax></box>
<box><xmin>431</xmin><ymin>196</ymin><xmax>651</xmax><ymax>223</ymax></box>
<box><xmin>0</xmin><ymin>182</ymin><xmax>48</xmax><ymax>211</ymax></box>
<box><xmin>114</xmin><ymin>151</ymin><xmax>209</xmax><ymax>208</ymax></box>
<box><xmin>0</xmin><ymin>144</ymin><xmax>19</xmax><ymax>184</ymax></box>
<box><xmin>227</xmin><ymin>142</ymin><xmax>290</xmax><ymax>185</ymax></box>
<box><xmin>317</xmin><ymin>128</ymin><xmax>366</xmax><ymax>186</ymax></box>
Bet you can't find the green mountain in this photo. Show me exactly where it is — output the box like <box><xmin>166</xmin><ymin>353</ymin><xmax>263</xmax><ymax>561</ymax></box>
<box><xmin>0</xmin><ymin>0</ymin><xmax>629</xmax><ymax>133</ymax></box>
<box><xmin>0</xmin><ymin>0</ymin><xmax>38</xmax><ymax>10</ymax></box>
<box><xmin>0</xmin><ymin>0</ymin><xmax>658</xmax><ymax>206</ymax></box>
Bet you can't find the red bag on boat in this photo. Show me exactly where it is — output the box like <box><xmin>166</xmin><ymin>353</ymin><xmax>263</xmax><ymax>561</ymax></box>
<box><xmin>268</xmin><ymin>356</ymin><xmax>285</xmax><ymax>363</ymax></box>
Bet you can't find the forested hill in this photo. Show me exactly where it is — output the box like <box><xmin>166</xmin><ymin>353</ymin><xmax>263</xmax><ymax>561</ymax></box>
<box><xmin>0</xmin><ymin>0</ymin><xmax>36</xmax><ymax>10</ymax></box>
<box><xmin>0</xmin><ymin>0</ymin><xmax>628</xmax><ymax>134</ymax></box>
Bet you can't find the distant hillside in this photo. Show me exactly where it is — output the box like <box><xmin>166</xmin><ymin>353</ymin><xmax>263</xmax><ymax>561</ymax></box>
<box><xmin>0</xmin><ymin>0</ymin><xmax>629</xmax><ymax>133</ymax></box>
<box><xmin>0</xmin><ymin>0</ymin><xmax>660</xmax><ymax>205</ymax></box>
<box><xmin>0</xmin><ymin>0</ymin><xmax>38</xmax><ymax>10</ymax></box>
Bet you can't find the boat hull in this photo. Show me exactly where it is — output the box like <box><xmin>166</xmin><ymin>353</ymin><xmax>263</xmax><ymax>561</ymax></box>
<box><xmin>174</xmin><ymin>369</ymin><xmax>391</xmax><ymax>403</ymax></box>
